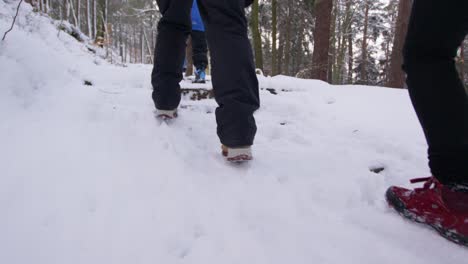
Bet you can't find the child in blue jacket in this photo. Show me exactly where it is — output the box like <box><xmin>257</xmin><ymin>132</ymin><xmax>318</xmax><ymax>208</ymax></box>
<box><xmin>190</xmin><ymin>0</ymin><xmax>208</xmax><ymax>83</ymax></box>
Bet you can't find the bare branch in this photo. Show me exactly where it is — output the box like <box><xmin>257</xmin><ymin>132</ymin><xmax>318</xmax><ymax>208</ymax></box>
<box><xmin>2</xmin><ymin>0</ymin><xmax>24</xmax><ymax>41</ymax></box>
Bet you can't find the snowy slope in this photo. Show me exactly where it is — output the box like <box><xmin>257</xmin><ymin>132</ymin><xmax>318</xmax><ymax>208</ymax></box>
<box><xmin>1</xmin><ymin>2</ymin><xmax>467</xmax><ymax>264</ymax></box>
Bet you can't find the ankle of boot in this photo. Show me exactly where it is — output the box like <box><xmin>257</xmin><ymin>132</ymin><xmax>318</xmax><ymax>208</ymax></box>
<box><xmin>442</xmin><ymin>186</ymin><xmax>468</xmax><ymax>213</ymax></box>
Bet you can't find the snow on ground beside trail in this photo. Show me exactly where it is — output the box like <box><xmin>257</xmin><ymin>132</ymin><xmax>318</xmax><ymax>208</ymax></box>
<box><xmin>1</xmin><ymin>2</ymin><xmax>467</xmax><ymax>264</ymax></box>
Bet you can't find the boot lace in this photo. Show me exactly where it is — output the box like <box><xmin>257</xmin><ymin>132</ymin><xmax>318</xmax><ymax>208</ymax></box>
<box><xmin>410</xmin><ymin>176</ymin><xmax>441</xmax><ymax>192</ymax></box>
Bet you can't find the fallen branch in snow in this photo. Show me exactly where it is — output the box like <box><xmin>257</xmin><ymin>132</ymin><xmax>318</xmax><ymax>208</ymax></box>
<box><xmin>2</xmin><ymin>0</ymin><xmax>24</xmax><ymax>41</ymax></box>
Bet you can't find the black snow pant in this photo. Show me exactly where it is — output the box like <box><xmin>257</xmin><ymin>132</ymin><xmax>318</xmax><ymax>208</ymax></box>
<box><xmin>191</xmin><ymin>30</ymin><xmax>208</xmax><ymax>70</ymax></box>
<box><xmin>403</xmin><ymin>0</ymin><xmax>468</xmax><ymax>188</ymax></box>
<box><xmin>151</xmin><ymin>0</ymin><xmax>260</xmax><ymax>147</ymax></box>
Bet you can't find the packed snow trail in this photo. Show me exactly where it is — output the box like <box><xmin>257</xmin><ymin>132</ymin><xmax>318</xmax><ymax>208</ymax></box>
<box><xmin>1</xmin><ymin>2</ymin><xmax>467</xmax><ymax>264</ymax></box>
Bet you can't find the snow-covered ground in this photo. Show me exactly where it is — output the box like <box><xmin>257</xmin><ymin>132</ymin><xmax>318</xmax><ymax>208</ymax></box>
<box><xmin>1</xmin><ymin>2</ymin><xmax>467</xmax><ymax>263</ymax></box>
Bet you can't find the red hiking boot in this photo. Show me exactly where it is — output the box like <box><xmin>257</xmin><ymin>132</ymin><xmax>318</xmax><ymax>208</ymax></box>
<box><xmin>386</xmin><ymin>177</ymin><xmax>468</xmax><ymax>247</ymax></box>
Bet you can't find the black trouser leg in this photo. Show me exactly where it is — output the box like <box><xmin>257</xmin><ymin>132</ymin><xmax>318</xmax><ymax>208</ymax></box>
<box><xmin>403</xmin><ymin>0</ymin><xmax>468</xmax><ymax>186</ymax></box>
<box><xmin>191</xmin><ymin>30</ymin><xmax>208</xmax><ymax>70</ymax></box>
<box><xmin>151</xmin><ymin>0</ymin><xmax>192</xmax><ymax>110</ymax></box>
<box><xmin>197</xmin><ymin>0</ymin><xmax>260</xmax><ymax>147</ymax></box>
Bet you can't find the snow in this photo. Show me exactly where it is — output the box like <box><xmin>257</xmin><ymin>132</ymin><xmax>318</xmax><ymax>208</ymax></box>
<box><xmin>1</xmin><ymin>2</ymin><xmax>467</xmax><ymax>264</ymax></box>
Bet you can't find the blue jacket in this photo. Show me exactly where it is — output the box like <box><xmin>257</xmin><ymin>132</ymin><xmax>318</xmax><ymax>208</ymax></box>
<box><xmin>191</xmin><ymin>0</ymin><xmax>205</xmax><ymax>32</ymax></box>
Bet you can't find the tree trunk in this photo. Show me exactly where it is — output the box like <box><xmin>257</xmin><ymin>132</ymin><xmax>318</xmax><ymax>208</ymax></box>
<box><xmin>329</xmin><ymin>0</ymin><xmax>337</xmax><ymax>83</ymax></box>
<box><xmin>278</xmin><ymin>29</ymin><xmax>284</xmax><ymax>74</ymax></box>
<box><xmin>251</xmin><ymin>0</ymin><xmax>264</xmax><ymax>70</ymax></box>
<box><xmin>93</xmin><ymin>0</ymin><xmax>97</xmax><ymax>39</ymax></box>
<box><xmin>284</xmin><ymin>0</ymin><xmax>293</xmax><ymax>75</ymax></box>
<box><xmin>65</xmin><ymin>0</ymin><xmax>69</xmax><ymax>22</ymax></box>
<box><xmin>69</xmin><ymin>0</ymin><xmax>78</xmax><ymax>27</ymax></box>
<box><xmin>336</xmin><ymin>0</ymin><xmax>353</xmax><ymax>84</ymax></box>
<box><xmin>141</xmin><ymin>26</ymin><xmax>145</xmax><ymax>64</ymax></box>
<box><xmin>119</xmin><ymin>18</ymin><xmax>123</xmax><ymax>63</ymax></box>
<box><xmin>271</xmin><ymin>0</ymin><xmax>278</xmax><ymax>75</ymax></box>
<box><xmin>86</xmin><ymin>0</ymin><xmax>92</xmax><ymax>37</ymax></box>
<box><xmin>59</xmin><ymin>1</ymin><xmax>63</xmax><ymax>20</ymax></box>
<box><xmin>387</xmin><ymin>0</ymin><xmax>412</xmax><ymax>88</ymax></box>
<box><xmin>186</xmin><ymin>36</ymin><xmax>194</xmax><ymax>76</ymax></box>
<box><xmin>77</xmin><ymin>0</ymin><xmax>81</xmax><ymax>30</ymax></box>
<box><xmin>360</xmin><ymin>0</ymin><xmax>369</xmax><ymax>84</ymax></box>
<box><xmin>143</xmin><ymin>29</ymin><xmax>154</xmax><ymax>64</ymax></box>
<box><xmin>311</xmin><ymin>0</ymin><xmax>334</xmax><ymax>82</ymax></box>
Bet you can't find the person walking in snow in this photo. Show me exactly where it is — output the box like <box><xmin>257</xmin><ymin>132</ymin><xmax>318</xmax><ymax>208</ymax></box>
<box><xmin>190</xmin><ymin>0</ymin><xmax>208</xmax><ymax>84</ymax></box>
<box><xmin>151</xmin><ymin>0</ymin><xmax>259</xmax><ymax>162</ymax></box>
<box><xmin>385</xmin><ymin>0</ymin><xmax>468</xmax><ymax>246</ymax></box>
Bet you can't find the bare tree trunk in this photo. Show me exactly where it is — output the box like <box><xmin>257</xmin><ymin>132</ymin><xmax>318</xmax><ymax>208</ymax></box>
<box><xmin>278</xmin><ymin>29</ymin><xmax>284</xmax><ymax>74</ymax></box>
<box><xmin>387</xmin><ymin>0</ymin><xmax>412</xmax><ymax>88</ymax></box>
<box><xmin>251</xmin><ymin>0</ymin><xmax>264</xmax><ymax>70</ymax></box>
<box><xmin>347</xmin><ymin>30</ymin><xmax>353</xmax><ymax>83</ymax></box>
<box><xmin>67</xmin><ymin>0</ymin><xmax>71</xmax><ymax>22</ymax></box>
<box><xmin>69</xmin><ymin>0</ymin><xmax>78</xmax><ymax>27</ymax></box>
<box><xmin>336</xmin><ymin>0</ymin><xmax>353</xmax><ymax>84</ymax></box>
<box><xmin>360</xmin><ymin>0</ymin><xmax>369</xmax><ymax>84</ymax></box>
<box><xmin>333</xmin><ymin>0</ymin><xmax>342</xmax><ymax>84</ymax></box>
<box><xmin>86</xmin><ymin>0</ymin><xmax>92</xmax><ymax>37</ymax></box>
<box><xmin>143</xmin><ymin>28</ymin><xmax>154</xmax><ymax>64</ymax></box>
<box><xmin>124</xmin><ymin>26</ymin><xmax>128</xmax><ymax>63</ymax></box>
<box><xmin>284</xmin><ymin>0</ymin><xmax>293</xmax><ymax>75</ymax></box>
<box><xmin>77</xmin><ymin>0</ymin><xmax>81</xmax><ymax>30</ymax></box>
<box><xmin>101</xmin><ymin>10</ymin><xmax>110</xmax><ymax>59</ymax></box>
<box><xmin>134</xmin><ymin>29</ymin><xmax>138</xmax><ymax>63</ymax></box>
<box><xmin>271</xmin><ymin>0</ymin><xmax>278</xmax><ymax>75</ymax></box>
<box><xmin>329</xmin><ymin>0</ymin><xmax>337</xmax><ymax>83</ymax></box>
<box><xmin>293</xmin><ymin>13</ymin><xmax>305</xmax><ymax>75</ymax></box>
<box><xmin>311</xmin><ymin>0</ymin><xmax>334</xmax><ymax>82</ymax></box>
<box><xmin>59</xmin><ymin>1</ymin><xmax>63</xmax><ymax>20</ymax></box>
<box><xmin>141</xmin><ymin>26</ymin><xmax>145</xmax><ymax>63</ymax></box>
<box><xmin>108</xmin><ymin>22</ymin><xmax>113</xmax><ymax>63</ymax></box>
<box><xmin>93</xmin><ymin>0</ymin><xmax>97</xmax><ymax>39</ymax></box>
<box><xmin>186</xmin><ymin>36</ymin><xmax>193</xmax><ymax>76</ymax></box>
<box><xmin>119</xmin><ymin>17</ymin><xmax>123</xmax><ymax>63</ymax></box>
<box><xmin>384</xmin><ymin>38</ymin><xmax>391</xmax><ymax>84</ymax></box>
<box><xmin>60</xmin><ymin>0</ymin><xmax>68</xmax><ymax>21</ymax></box>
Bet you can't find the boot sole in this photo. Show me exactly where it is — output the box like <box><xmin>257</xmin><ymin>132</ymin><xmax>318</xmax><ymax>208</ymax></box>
<box><xmin>157</xmin><ymin>114</ymin><xmax>175</xmax><ymax>120</ymax></box>
<box><xmin>227</xmin><ymin>154</ymin><xmax>253</xmax><ymax>163</ymax></box>
<box><xmin>386</xmin><ymin>188</ymin><xmax>468</xmax><ymax>247</ymax></box>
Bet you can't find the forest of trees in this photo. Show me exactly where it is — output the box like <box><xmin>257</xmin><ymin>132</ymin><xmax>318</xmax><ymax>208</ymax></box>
<box><xmin>26</xmin><ymin>0</ymin><xmax>468</xmax><ymax>89</ymax></box>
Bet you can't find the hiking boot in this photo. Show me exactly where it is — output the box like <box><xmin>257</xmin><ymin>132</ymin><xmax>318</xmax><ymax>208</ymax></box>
<box><xmin>156</xmin><ymin>109</ymin><xmax>178</xmax><ymax>120</ymax></box>
<box><xmin>386</xmin><ymin>176</ymin><xmax>468</xmax><ymax>246</ymax></box>
<box><xmin>193</xmin><ymin>68</ymin><xmax>206</xmax><ymax>84</ymax></box>
<box><xmin>221</xmin><ymin>145</ymin><xmax>253</xmax><ymax>162</ymax></box>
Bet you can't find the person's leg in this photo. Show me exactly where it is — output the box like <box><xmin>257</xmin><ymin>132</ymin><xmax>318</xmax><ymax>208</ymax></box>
<box><xmin>151</xmin><ymin>0</ymin><xmax>192</xmax><ymax>111</ymax></box>
<box><xmin>403</xmin><ymin>0</ymin><xmax>468</xmax><ymax>188</ymax></box>
<box><xmin>191</xmin><ymin>30</ymin><xmax>208</xmax><ymax>70</ymax></box>
<box><xmin>385</xmin><ymin>0</ymin><xmax>468</xmax><ymax>247</ymax></box>
<box><xmin>197</xmin><ymin>0</ymin><xmax>260</xmax><ymax>148</ymax></box>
